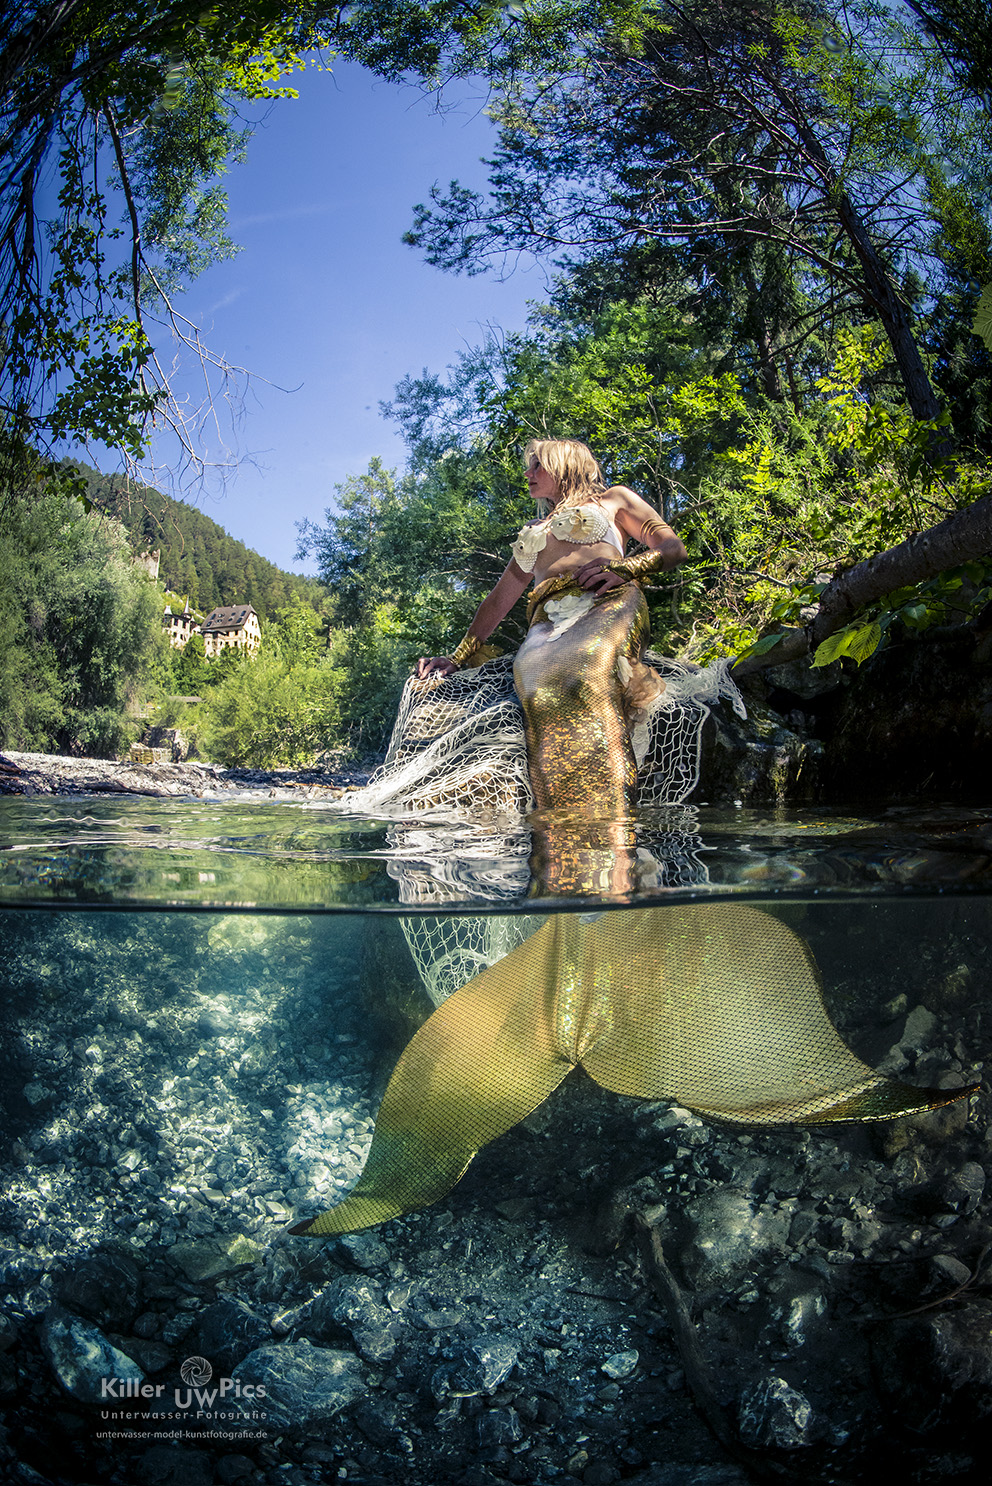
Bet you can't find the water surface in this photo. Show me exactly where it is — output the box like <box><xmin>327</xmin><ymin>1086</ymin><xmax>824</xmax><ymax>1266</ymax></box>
<box><xmin>0</xmin><ymin>796</ymin><xmax>989</xmax><ymax>1486</ymax></box>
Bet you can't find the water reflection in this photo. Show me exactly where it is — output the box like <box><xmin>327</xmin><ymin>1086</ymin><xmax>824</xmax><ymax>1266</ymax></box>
<box><xmin>291</xmin><ymin>903</ymin><xmax>975</xmax><ymax>1236</ymax></box>
<box><xmin>2</xmin><ymin>798</ymin><xmax>992</xmax><ymax>907</ymax></box>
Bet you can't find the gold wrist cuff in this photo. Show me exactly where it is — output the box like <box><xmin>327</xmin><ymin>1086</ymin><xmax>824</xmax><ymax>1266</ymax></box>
<box><xmin>607</xmin><ymin>547</ymin><xmax>670</xmax><ymax>582</ymax></box>
<box><xmin>449</xmin><ymin>632</ymin><xmax>483</xmax><ymax>667</ymax></box>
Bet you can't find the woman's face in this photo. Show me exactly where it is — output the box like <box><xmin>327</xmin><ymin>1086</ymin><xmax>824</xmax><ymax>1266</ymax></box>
<box><xmin>525</xmin><ymin>457</ymin><xmax>560</xmax><ymax>504</ymax></box>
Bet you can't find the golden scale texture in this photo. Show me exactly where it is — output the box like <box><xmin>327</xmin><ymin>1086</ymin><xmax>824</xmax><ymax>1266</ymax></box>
<box><xmin>290</xmin><ymin>905</ymin><xmax>972</xmax><ymax>1236</ymax></box>
<box><xmin>289</xmin><ymin>575</ymin><xmax>973</xmax><ymax>1237</ymax></box>
<box><xmin>515</xmin><ymin>577</ymin><xmax>659</xmax><ymax>816</ymax></box>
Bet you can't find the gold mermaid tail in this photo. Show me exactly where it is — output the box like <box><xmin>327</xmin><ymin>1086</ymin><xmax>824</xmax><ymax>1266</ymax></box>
<box><xmin>290</xmin><ymin>905</ymin><xmax>974</xmax><ymax>1236</ymax></box>
<box><xmin>514</xmin><ymin>576</ymin><xmax>659</xmax><ymax>817</ymax></box>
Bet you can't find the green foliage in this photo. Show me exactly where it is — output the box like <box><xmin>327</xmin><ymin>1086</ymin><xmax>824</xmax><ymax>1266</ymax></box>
<box><xmin>186</xmin><ymin>606</ymin><xmax>344</xmax><ymax>767</ymax></box>
<box><xmin>199</xmin><ymin>647</ymin><xmax>345</xmax><ymax>768</ymax></box>
<box><xmin>170</xmin><ymin>632</ymin><xmax>211</xmax><ymax>695</ymax></box>
<box><xmin>1</xmin><ymin>0</ymin><xmax>331</xmax><ymax>473</ymax></box>
<box><xmin>0</xmin><ymin>474</ymin><xmax>164</xmax><ymax>756</ymax></box>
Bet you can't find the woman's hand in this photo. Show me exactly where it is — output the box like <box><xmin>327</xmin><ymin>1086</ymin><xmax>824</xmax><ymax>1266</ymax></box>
<box><xmin>575</xmin><ymin>559</ymin><xmax>626</xmax><ymax>594</ymax></box>
<box><xmin>414</xmin><ymin>656</ymin><xmax>458</xmax><ymax>680</ymax></box>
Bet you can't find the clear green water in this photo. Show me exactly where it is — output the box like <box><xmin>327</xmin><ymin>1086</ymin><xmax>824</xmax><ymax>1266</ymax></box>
<box><xmin>0</xmin><ymin>799</ymin><xmax>990</xmax><ymax>1484</ymax></box>
<box><xmin>1</xmin><ymin>798</ymin><xmax>991</xmax><ymax>909</ymax></box>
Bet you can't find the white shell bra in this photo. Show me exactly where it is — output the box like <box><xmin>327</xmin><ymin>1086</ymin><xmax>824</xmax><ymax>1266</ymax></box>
<box><xmin>512</xmin><ymin>503</ymin><xmax>624</xmax><ymax>574</ymax></box>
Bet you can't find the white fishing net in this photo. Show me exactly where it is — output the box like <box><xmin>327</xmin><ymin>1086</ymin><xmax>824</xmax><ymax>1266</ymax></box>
<box><xmin>400</xmin><ymin>912</ymin><xmax>547</xmax><ymax>1007</ymax></box>
<box><xmin>330</xmin><ymin>652</ymin><xmax>746</xmax><ymax>1004</ymax></box>
<box><xmin>341</xmin><ymin>653</ymin><xmax>744</xmax><ymax>822</ymax></box>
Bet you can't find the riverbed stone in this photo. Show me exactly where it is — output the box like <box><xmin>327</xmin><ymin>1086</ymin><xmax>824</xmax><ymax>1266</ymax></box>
<box><xmin>56</xmin><ymin>1250</ymin><xmax>141</xmax><ymax>1332</ymax></box>
<box><xmin>475</xmin><ymin>1406</ymin><xmax>523</xmax><ymax>1448</ymax></box>
<box><xmin>230</xmin><ymin>1340</ymin><xmax>366</xmax><ymax>1432</ymax></box>
<box><xmin>334</xmin><ymin>1232</ymin><xmax>390</xmax><ymax>1271</ymax></box>
<box><xmin>738</xmin><ymin>1375</ymin><xmax>814</xmax><ymax>1448</ymax></box>
<box><xmin>872</xmin><ymin>1301</ymin><xmax>992</xmax><ymax>1429</ymax></box>
<box><xmin>134</xmin><ymin>1445</ymin><xmax>214</xmax><ymax>1486</ymax></box>
<box><xmin>192</xmin><ymin>1298</ymin><xmax>271</xmax><ymax>1375</ymax></box>
<box><xmin>679</xmin><ymin>1188</ymin><xmax>791</xmax><ymax>1288</ymax></box>
<box><xmin>169</xmin><ymin>1235</ymin><xmax>262</xmax><ymax>1282</ymax></box>
<box><xmin>431</xmin><ymin>1337</ymin><xmax>519</xmax><ymax>1401</ymax></box>
<box><xmin>304</xmin><ymin>1275</ymin><xmax>400</xmax><ymax>1361</ymax></box>
<box><xmin>41</xmin><ymin>1303</ymin><xmax>144</xmax><ymax>1403</ymax></box>
<box><xmin>601</xmin><ymin>1349</ymin><xmax>639</xmax><ymax>1379</ymax></box>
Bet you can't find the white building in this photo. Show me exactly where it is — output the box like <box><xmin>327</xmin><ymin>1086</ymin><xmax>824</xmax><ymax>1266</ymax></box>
<box><xmin>200</xmin><ymin>604</ymin><xmax>262</xmax><ymax>659</ymax></box>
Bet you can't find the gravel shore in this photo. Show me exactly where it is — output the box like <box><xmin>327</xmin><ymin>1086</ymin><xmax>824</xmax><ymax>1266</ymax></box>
<box><xmin>0</xmin><ymin>752</ymin><xmax>373</xmax><ymax>802</ymax></box>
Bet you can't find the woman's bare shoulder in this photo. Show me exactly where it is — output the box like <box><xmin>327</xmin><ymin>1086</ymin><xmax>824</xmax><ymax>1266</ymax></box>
<box><xmin>603</xmin><ymin>483</ymin><xmax>651</xmax><ymax>512</ymax></box>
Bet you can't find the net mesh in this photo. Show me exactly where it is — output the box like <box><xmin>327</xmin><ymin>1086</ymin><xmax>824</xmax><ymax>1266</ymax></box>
<box><xmin>341</xmin><ymin>653</ymin><xmax>744</xmax><ymax>822</ymax></box>
<box><xmin>331</xmin><ymin>654</ymin><xmax>744</xmax><ymax>1002</ymax></box>
<box><xmin>292</xmin><ymin>905</ymin><xmax>971</xmax><ymax>1236</ymax></box>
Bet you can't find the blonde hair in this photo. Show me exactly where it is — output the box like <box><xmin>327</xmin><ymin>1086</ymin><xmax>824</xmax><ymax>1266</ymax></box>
<box><xmin>523</xmin><ymin>438</ymin><xmax>607</xmax><ymax>513</ymax></box>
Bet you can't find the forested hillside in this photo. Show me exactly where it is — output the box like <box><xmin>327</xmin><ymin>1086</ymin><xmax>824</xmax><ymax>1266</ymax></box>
<box><xmin>77</xmin><ymin>464</ymin><xmax>323</xmax><ymax>620</ymax></box>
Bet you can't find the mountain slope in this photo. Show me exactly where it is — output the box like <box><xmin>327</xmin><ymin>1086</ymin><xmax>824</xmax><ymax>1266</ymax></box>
<box><xmin>76</xmin><ymin>463</ymin><xmax>323</xmax><ymax>619</ymax></box>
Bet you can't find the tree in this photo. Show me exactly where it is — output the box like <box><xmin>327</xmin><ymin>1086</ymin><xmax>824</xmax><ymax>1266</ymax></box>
<box><xmin>403</xmin><ymin>0</ymin><xmax>992</xmax><ymax>423</ymax></box>
<box><xmin>0</xmin><ymin>465</ymin><xmax>165</xmax><ymax>754</ymax></box>
<box><xmin>901</xmin><ymin>0</ymin><xmax>992</xmax><ymax>101</ymax></box>
<box><xmin>199</xmin><ymin>630</ymin><xmax>345</xmax><ymax>766</ymax></box>
<box><xmin>0</xmin><ymin>0</ymin><xmax>329</xmax><ymax>482</ymax></box>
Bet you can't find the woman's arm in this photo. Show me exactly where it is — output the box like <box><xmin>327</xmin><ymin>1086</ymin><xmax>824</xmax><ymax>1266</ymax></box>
<box><xmin>576</xmin><ymin>487</ymin><xmax>687</xmax><ymax>593</ymax></box>
<box><xmin>415</xmin><ymin>560</ymin><xmax>531</xmax><ymax>679</ymax></box>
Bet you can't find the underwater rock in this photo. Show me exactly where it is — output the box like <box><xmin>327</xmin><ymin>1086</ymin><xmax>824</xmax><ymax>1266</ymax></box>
<box><xmin>168</xmin><ymin>1235</ymin><xmax>262</xmax><ymax>1282</ymax></box>
<box><xmin>872</xmin><ymin>1301</ymin><xmax>992</xmax><ymax>1429</ymax></box>
<box><xmin>738</xmin><ymin>1375</ymin><xmax>815</xmax><ymax>1448</ymax></box>
<box><xmin>40</xmin><ymin>1302</ymin><xmax>143</xmax><ymax>1403</ymax></box>
<box><xmin>430</xmin><ymin>1337</ymin><xmax>519</xmax><ymax>1401</ymax></box>
<box><xmin>629</xmin><ymin>1466</ymin><xmax>751</xmax><ymax>1485</ymax></box>
<box><xmin>601</xmin><ymin>1349</ymin><xmax>639</xmax><ymax>1378</ymax></box>
<box><xmin>134</xmin><ymin>1445</ymin><xmax>214</xmax><ymax>1486</ymax></box>
<box><xmin>56</xmin><ymin>1250</ymin><xmax>141</xmax><ymax>1332</ymax></box>
<box><xmin>942</xmin><ymin>1160</ymin><xmax>986</xmax><ymax>1214</ymax></box>
<box><xmin>305</xmin><ymin>1276</ymin><xmax>400</xmax><ymax>1363</ymax></box>
<box><xmin>474</xmin><ymin>1405</ymin><xmax>523</xmax><ymax>1448</ymax></box>
<box><xmin>114</xmin><ymin>1335</ymin><xmax>172</xmax><ymax>1374</ymax></box>
<box><xmin>764</xmin><ymin>1269</ymin><xmax>828</xmax><ymax>1350</ymax></box>
<box><xmin>678</xmin><ymin>1188</ymin><xmax>791</xmax><ymax>1288</ymax></box>
<box><xmin>333</xmin><ymin>1232</ymin><xmax>390</xmax><ymax>1272</ymax></box>
<box><xmin>214</xmin><ymin>1455</ymin><xmax>256</xmax><ymax>1483</ymax></box>
<box><xmin>192</xmin><ymin>1298</ymin><xmax>271</xmax><ymax>1376</ymax></box>
<box><xmin>230</xmin><ymin>1340</ymin><xmax>366</xmax><ymax>1432</ymax></box>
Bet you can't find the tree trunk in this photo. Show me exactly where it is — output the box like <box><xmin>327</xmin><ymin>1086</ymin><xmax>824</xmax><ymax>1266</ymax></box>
<box><xmin>773</xmin><ymin>91</ymin><xmax>944</xmax><ymax>423</ymax></box>
<box><xmin>732</xmin><ymin>493</ymin><xmax>992</xmax><ymax>676</ymax></box>
<box><xmin>833</xmin><ymin>191</ymin><xmax>942</xmax><ymax>422</ymax></box>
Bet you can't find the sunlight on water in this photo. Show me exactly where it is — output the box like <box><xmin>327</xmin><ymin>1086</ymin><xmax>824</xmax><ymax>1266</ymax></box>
<box><xmin>1</xmin><ymin>798</ymin><xmax>991</xmax><ymax>908</ymax></box>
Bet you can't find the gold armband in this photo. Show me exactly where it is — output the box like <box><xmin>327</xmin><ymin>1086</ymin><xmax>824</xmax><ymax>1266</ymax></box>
<box><xmin>606</xmin><ymin>547</ymin><xmax>671</xmax><ymax>582</ymax></box>
<box><xmin>448</xmin><ymin>632</ymin><xmax>484</xmax><ymax>668</ymax></box>
<box><xmin>638</xmin><ymin>517</ymin><xmax>671</xmax><ymax>543</ymax></box>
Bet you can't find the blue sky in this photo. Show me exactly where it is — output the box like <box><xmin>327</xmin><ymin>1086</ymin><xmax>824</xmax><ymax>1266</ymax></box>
<box><xmin>146</xmin><ymin>61</ymin><xmax>546</xmax><ymax>571</ymax></box>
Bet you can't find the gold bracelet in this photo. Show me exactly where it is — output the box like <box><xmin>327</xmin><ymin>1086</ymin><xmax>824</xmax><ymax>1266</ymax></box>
<box><xmin>638</xmin><ymin>516</ymin><xmax>670</xmax><ymax>543</ymax></box>
<box><xmin>607</xmin><ymin>547</ymin><xmax>671</xmax><ymax>582</ymax></box>
<box><xmin>448</xmin><ymin>632</ymin><xmax>483</xmax><ymax>667</ymax></box>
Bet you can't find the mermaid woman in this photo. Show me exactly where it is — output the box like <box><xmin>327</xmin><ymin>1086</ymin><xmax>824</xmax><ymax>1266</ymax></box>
<box><xmin>416</xmin><ymin>436</ymin><xmax>686</xmax><ymax>822</ymax></box>
<box><xmin>289</xmin><ymin>440</ymin><xmax>974</xmax><ymax>1237</ymax></box>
